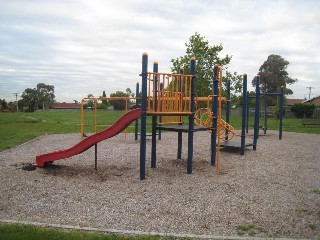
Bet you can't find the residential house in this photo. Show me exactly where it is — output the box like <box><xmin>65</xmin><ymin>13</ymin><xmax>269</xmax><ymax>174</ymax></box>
<box><xmin>286</xmin><ymin>98</ymin><xmax>304</xmax><ymax>106</ymax></box>
<box><xmin>52</xmin><ymin>103</ymin><xmax>81</xmax><ymax>110</ymax></box>
<box><xmin>302</xmin><ymin>96</ymin><xmax>320</xmax><ymax>107</ymax></box>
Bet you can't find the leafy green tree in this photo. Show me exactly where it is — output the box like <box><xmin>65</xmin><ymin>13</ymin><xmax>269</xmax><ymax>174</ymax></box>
<box><xmin>252</xmin><ymin>54</ymin><xmax>297</xmax><ymax>105</ymax></box>
<box><xmin>18</xmin><ymin>99</ymin><xmax>27</xmax><ymax>111</ymax></box>
<box><xmin>224</xmin><ymin>71</ymin><xmax>243</xmax><ymax>107</ymax></box>
<box><xmin>0</xmin><ymin>99</ymin><xmax>8</xmax><ymax>111</ymax></box>
<box><xmin>20</xmin><ymin>83</ymin><xmax>55</xmax><ymax>112</ymax></box>
<box><xmin>126</xmin><ymin>88</ymin><xmax>133</xmax><ymax>97</ymax></box>
<box><xmin>101</xmin><ymin>90</ymin><xmax>108</xmax><ymax>106</ymax></box>
<box><xmin>171</xmin><ymin>32</ymin><xmax>232</xmax><ymax>97</ymax></box>
<box><xmin>37</xmin><ymin>83</ymin><xmax>55</xmax><ymax>109</ymax></box>
<box><xmin>85</xmin><ymin>94</ymin><xmax>95</xmax><ymax>109</ymax></box>
<box><xmin>21</xmin><ymin>88</ymin><xmax>39</xmax><ymax>112</ymax></box>
<box><xmin>109</xmin><ymin>91</ymin><xmax>129</xmax><ymax>110</ymax></box>
<box><xmin>7</xmin><ymin>101</ymin><xmax>17</xmax><ymax>111</ymax></box>
<box><xmin>96</xmin><ymin>103</ymin><xmax>107</xmax><ymax>109</ymax></box>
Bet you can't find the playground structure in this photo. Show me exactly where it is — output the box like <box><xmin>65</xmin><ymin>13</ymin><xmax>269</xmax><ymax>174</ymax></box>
<box><xmin>34</xmin><ymin>52</ymin><xmax>259</xmax><ymax>180</ymax></box>
<box><xmin>138</xmin><ymin>53</ymin><xmax>254</xmax><ymax>179</ymax></box>
<box><xmin>246</xmin><ymin>75</ymin><xmax>284</xmax><ymax>149</ymax></box>
<box><xmin>191</xmin><ymin>71</ymin><xmax>250</xmax><ymax>155</ymax></box>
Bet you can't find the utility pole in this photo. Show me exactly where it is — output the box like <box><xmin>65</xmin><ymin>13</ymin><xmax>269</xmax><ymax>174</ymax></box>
<box><xmin>306</xmin><ymin>87</ymin><xmax>314</xmax><ymax>99</ymax></box>
<box><xmin>13</xmin><ymin>93</ymin><xmax>19</xmax><ymax>112</ymax></box>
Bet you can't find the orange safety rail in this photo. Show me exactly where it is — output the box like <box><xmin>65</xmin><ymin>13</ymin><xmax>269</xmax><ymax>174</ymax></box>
<box><xmin>158</xmin><ymin>115</ymin><xmax>183</xmax><ymax>125</ymax></box>
<box><xmin>146</xmin><ymin>72</ymin><xmax>193</xmax><ymax>116</ymax></box>
<box><xmin>80</xmin><ymin>97</ymin><xmax>140</xmax><ymax>138</ymax></box>
<box><xmin>215</xmin><ymin>66</ymin><xmax>223</xmax><ymax>173</ymax></box>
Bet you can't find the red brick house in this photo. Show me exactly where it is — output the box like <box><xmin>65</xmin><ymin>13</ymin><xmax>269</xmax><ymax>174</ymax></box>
<box><xmin>52</xmin><ymin>103</ymin><xmax>81</xmax><ymax>109</ymax></box>
<box><xmin>286</xmin><ymin>98</ymin><xmax>304</xmax><ymax>106</ymax></box>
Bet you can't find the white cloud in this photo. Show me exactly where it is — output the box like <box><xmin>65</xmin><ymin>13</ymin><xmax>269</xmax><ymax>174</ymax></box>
<box><xmin>0</xmin><ymin>0</ymin><xmax>319</xmax><ymax>102</ymax></box>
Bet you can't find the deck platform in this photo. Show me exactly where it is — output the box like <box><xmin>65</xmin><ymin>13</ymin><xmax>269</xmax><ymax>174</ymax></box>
<box><xmin>157</xmin><ymin>125</ymin><xmax>209</xmax><ymax>133</ymax></box>
<box><xmin>219</xmin><ymin>140</ymin><xmax>253</xmax><ymax>149</ymax></box>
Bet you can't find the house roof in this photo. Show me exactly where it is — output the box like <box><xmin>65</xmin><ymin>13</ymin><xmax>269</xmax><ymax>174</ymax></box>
<box><xmin>53</xmin><ymin>103</ymin><xmax>81</xmax><ymax>109</ymax></box>
<box><xmin>302</xmin><ymin>96</ymin><xmax>320</xmax><ymax>104</ymax></box>
<box><xmin>286</xmin><ymin>98</ymin><xmax>304</xmax><ymax>106</ymax></box>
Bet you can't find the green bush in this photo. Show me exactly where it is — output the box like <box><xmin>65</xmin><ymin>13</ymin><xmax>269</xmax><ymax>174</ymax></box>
<box><xmin>291</xmin><ymin>103</ymin><xmax>315</xmax><ymax>118</ymax></box>
<box><xmin>271</xmin><ymin>105</ymin><xmax>285</xmax><ymax>119</ymax></box>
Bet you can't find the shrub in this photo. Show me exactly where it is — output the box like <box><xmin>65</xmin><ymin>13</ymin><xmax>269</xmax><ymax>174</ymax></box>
<box><xmin>291</xmin><ymin>103</ymin><xmax>315</xmax><ymax>118</ymax></box>
<box><xmin>271</xmin><ymin>106</ymin><xmax>285</xmax><ymax>119</ymax></box>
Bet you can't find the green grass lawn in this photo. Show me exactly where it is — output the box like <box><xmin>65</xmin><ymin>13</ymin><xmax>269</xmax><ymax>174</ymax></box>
<box><xmin>0</xmin><ymin>223</ymin><xmax>170</xmax><ymax>240</ymax></box>
<box><xmin>0</xmin><ymin>110</ymin><xmax>319</xmax><ymax>152</ymax></box>
<box><xmin>0</xmin><ymin>110</ymin><xmax>141</xmax><ymax>151</ymax></box>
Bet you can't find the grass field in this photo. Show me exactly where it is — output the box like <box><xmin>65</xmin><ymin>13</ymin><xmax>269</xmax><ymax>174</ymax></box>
<box><xmin>0</xmin><ymin>110</ymin><xmax>319</xmax><ymax>152</ymax></box>
<box><xmin>0</xmin><ymin>110</ymin><xmax>134</xmax><ymax>151</ymax></box>
<box><xmin>0</xmin><ymin>223</ymin><xmax>169</xmax><ymax>240</ymax></box>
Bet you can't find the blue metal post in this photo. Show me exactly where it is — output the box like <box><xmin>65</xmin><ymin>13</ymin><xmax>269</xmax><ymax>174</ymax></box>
<box><xmin>264</xmin><ymin>95</ymin><xmax>267</xmax><ymax>135</ymax></box>
<box><xmin>151</xmin><ymin>61</ymin><xmax>158</xmax><ymax>168</ymax></box>
<box><xmin>279</xmin><ymin>86</ymin><xmax>284</xmax><ymax>140</ymax></box>
<box><xmin>139</xmin><ymin>53</ymin><xmax>148</xmax><ymax>180</ymax></box>
<box><xmin>177</xmin><ymin>67</ymin><xmax>183</xmax><ymax>159</ymax></box>
<box><xmin>134</xmin><ymin>82</ymin><xmax>140</xmax><ymax>141</ymax></box>
<box><xmin>246</xmin><ymin>91</ymin><xmax>249</xmax><ymax>133</ymax></box>
<box><xmin>240</xmin><ymin>74</ymin><xmax>247</xmax><ymax>155</ymax></box>
<box><xmin>225</xmin><ymin>80</ymin><xmax>231</xmax><ymax>141</ymax></box>
<box><xmin>158</xmin><ymin>83</ymin><xmax>163</xmax><ymax>140</ymax></box>
<box><xmin>94</xmin><ymin>143</ymin><xmax>98</xmax><ymax>170</ymax></box>
<box><xmin>211</xmin><ymin>65</ymin><xmax>219</xmax><ymax>166</ymax></box>
<box><xmin>187</xmin><ymin>57</ymin><xmax>196</xmax><ymax>174</ymax></box>
<box><xmin>253</xmin><ymin>75</ymin><xmax>260</xmax><ymax>150</ymax></box>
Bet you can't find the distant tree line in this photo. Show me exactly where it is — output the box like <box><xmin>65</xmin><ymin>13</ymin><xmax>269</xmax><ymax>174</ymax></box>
<box><xmin>1</xmin><ymin>83</ymin><xmax>55</xmax><ymax>112</ymax></box>
<box><xmin>0</xmin><ymin>85</ymin><xmax>135</xmax><ymax>112</ymax></box>
<box><xmin>83</xmin><ymin>88</ymin><xmax>134</xmax><ymax>110</ymax></box>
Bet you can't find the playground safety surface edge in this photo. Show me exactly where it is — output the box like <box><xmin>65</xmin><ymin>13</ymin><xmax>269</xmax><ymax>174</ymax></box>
<box><xmin>0</xmin><ymin>219</ymin><xmax>309</xmax><ymax>240</ymax></box>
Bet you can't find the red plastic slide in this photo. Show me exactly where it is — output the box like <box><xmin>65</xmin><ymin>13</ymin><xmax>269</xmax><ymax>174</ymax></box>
<box><xmin>34</xmin><ymin>108</ymin><xmax>141</xmax><ymax>167</ymax></box>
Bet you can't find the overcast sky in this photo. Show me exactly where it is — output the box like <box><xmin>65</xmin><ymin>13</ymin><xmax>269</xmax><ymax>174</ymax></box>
<box><xmin>0</xmin><ymin>0</ymin><xmax>319</xmax><ymax>103</ymax></box>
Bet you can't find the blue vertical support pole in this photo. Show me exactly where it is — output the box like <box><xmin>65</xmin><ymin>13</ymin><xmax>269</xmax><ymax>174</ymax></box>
<box><xmin>177</xmin><ymin>67</ymin><xmax>184</xmax><ymax>159</ymax></box>
<box><xmin>246</xmin><ymin>91</ymin><xmax>249</xmax><ymax>134</ymax></box>
<box><xmin>134</xmin><ymin>82</ymin><xmax>140</xmax><ymax>141</ymax></box>
<box><xmin>279</xmin><ymin>86</ymin><xmax>284</xmax><ymax>140</ymax></box>
<box><xmin>240</xmin><ymin>74</ymin><xmax>247</xmax><ymax>155</ymax></box>
<box><xmin>158</xmin><ymin>83</ymin><xmax>163</xmax><ymax>140</ymax></box>
<box><xmin>264</xmin><ymin>95</ymin><xmax>267</xmax><ymax>135</ymax></box>
<box><xmin>211</xmin><ymin>65</ymin><xmax>219</xmax><ymax>166</ymax></box>
<box><xmin>94</xmin><ymin>143</ymin><xmax>98</xmax><ymax>170</ymax></box>
<box><xmin>139</xmin><ymin>53</ymin><xmax>148</xmax><ymax>180</ymax></box>
<box><xmin>225</xmin><ymin>80</ymin><xmax>231</xmax><ymax>141</ymax></box>
<box><xmin>151</xmin><ymin>62</ymin><xmax>158</xmax><ymax>168</ymax></box>
<box><xmin>253</xmin><ymin>75</ymin><xmax>260</xmax><ymax>150</ymax></box>
<box><xmin>187</xmin><ymin>57</ymin><xmax>196</xmax><ymax>174</ymax></box>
